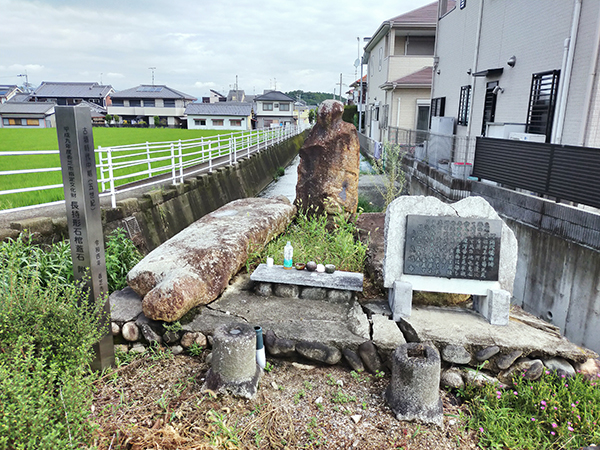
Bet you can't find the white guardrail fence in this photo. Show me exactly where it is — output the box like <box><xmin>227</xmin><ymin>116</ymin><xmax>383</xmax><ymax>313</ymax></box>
<box><xmin>0</xmin><ymin>124</ymin><xmax>306</xmax><ymax>211</ymax></box>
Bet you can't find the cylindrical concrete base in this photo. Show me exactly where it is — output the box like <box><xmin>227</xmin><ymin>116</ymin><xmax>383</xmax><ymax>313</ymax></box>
<box><xmin>385</xmin><ymin>342</ymin><xmax>443</xmax><ymax>427</ymax></box>
<box><xmin>202</xmin><ymin>323</ymin><xmax>261</xmax><ymax>399</ymax></box>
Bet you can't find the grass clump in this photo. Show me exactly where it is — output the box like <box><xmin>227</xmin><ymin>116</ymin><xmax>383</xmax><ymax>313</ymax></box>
<box><xmin>461</xmin><ymin>370</ymin><xmax>600</xmax><ymax>449</ymax></box>
<box><xmin>1</xmin><ymin>228</ymin><xmax>141</xmax><ymax>293</ymax></box>
<box><xmin>253</xmin><ymin>207</ymin><xmax>367</xmax><ymax>273</ymax></box>
<box><xmin>104</xmin><ymin>227</ymin><xmax>143</xmax><ymax>292</ymax></box>
<box><xmin>0</xmin><ymin>239</ymin><xmax>105</xmax><ymax>449</ymax></box>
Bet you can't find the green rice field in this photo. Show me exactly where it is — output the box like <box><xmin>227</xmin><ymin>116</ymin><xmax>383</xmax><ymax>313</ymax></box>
<box><xmin>0</xmin><ymin>128</ymin><xmax>237</xmax><ymax>210</ymax></box>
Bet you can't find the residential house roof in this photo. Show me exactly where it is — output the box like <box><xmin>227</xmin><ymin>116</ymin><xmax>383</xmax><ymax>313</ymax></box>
<box><xmin>381</xmin><ymin>67</ymin><xmax>433</xmax><ymax>89</ymax></box>
<box><xmin>254</xmin><ymin>91</ymin><xmax>294</xmax><ymax>102</ymax></box>
<box><xmin>227</xmin><ymin>90</ymin><xmax>246</xmax><ymax>102</ymax></box>
<box><xmin>364</xmin><ymin>1</ymin><xmax>449</xmax><ymax>56</ymax></box>
<box><xmin>185</xmin><ymin>102</ymin><xmax>252</xmax><ymax>116</ymax></box>
<box><xmin>350</xmin><ymin>75</ymin><xmax>367</xmax><ymax>88</ymax></box>
<box><xmin>0</xmin><ymin>85</ymin><xmax>19</xmax><ymax>96</ymax></box>
<box><xmin>111</xmin><ymin>85</ymin><xmax>197</xmax><ymax>101</ymax></box>
<box><xmin>0</xmin><ymin>102</ymin><xmax>55</xmax><ymax>114</ymax></box>
<box><xmin>210</xmin><ymin>89</ymin><xmax>226</xmax><ymax>98</ymax></box>
<box><xmin>387</xmin><ymin>1</ymin><xmax>441</xmax><ymax>25</ymax></box>
<box><xmin>32</xmin><ymin>81</ymin><xmax>113</xmax><ymax>99</ymax></box>
<box><xmin>76</xmin><ymin>100</ymin><xmax>107</xmax><ymax>117</ymax></box>
<box><xmin>7</xmin><ymin>93</ymin><xmax>31</xmax><ymax>102</ymax></box>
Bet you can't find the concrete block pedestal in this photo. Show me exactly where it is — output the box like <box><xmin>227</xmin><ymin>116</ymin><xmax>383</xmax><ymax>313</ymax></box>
<box><xmin>388</xmin><ymin>280</ymin><xmax>413</xmax><ymax>321</ymax></box>
<box><xmin>202</xmin><ymin>323</ymin><xmax>262</xmax><ymax>399</ymax></box>
<box><xmin>385</xmin><ymin>343</ymin><xmax>443</xmax><ymax>427</ymax></box>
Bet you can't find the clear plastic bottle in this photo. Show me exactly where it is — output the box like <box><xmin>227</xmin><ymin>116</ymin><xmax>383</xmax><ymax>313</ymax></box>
<box><xmin>283</xmin><ymin>241</ymin><xmax>293</xmax><ymax>269</ymax></box>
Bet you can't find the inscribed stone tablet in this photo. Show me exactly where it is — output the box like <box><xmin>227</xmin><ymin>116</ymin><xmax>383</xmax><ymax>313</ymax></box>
<box><xmin>403</xmin><ymin>215</ymin><xmax>501</xmax><ymax>280</ymax></box>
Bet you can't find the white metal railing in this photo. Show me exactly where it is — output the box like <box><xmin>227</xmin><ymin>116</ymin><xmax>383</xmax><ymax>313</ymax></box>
<box><xmin>0</xmin><ymin>124</ymin><xmax>306</xmax><ymax>212</ymax></box>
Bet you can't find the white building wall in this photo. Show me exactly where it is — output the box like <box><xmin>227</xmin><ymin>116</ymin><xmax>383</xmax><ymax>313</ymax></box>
<box><xmin>389</xmin><ymin>88</ymin><xmax>431</xmax><ymax>130</ymax></box>
<box><xmin>187</xmin><ymin>114</ymin><xmax>251</xmax><ymax>130</ymax></box>
<box><xmin>433</xmin><ymin>0</ymin><xmax>600</xmax><ymax>146</ymax></box>
<box><xmin>562</xmin><ymin>0</ymin><xmax>600</xmax><ymax>146</ymax></box>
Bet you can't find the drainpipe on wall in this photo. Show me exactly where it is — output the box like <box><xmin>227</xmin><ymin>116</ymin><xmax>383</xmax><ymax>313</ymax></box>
<box><xmin>578</xmin><ymin>3</ymin><xmax>600</xmax><ymax>146</ymax></box>
<box><xmin>465</xmin><ymin>0</ymin><xmax>485</xmax><ymax>140</ymax></box>
<box><xmin>552</xmin><ymin>0</ymin><xmax>582</xmax><ymax>145</ymax></box>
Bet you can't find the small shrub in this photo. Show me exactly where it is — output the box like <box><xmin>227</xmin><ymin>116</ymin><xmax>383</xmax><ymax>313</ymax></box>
<box><xmin>342</xmin><ymin>105</ymin><xmax>357</xmax><ymax>124</ymax></box>
<box><xmin>357</xmin><ymin>196</ymin><xmax>382</xmax><ymax>213</ymax></box>
<box><xmin>163</xmin><ymin>321</ymin><xmax>182</xmax><ymax>332</ymax></box>
<box><xmin>0</xmin><ymin>246</ymin><xmax>104</xmax><ymax>449</ymax></box>
<box><xmin>0</xmin><ymin>228</ymin><xmax>140</xmax><ymax>294</ymax></box>
<box><xmin>105</xmin><ymin>228</ymin><xmax>142</xmax><ymax>292</ymax></box>
<box><xmin>188</xmin><ymin>343</ymin><xmax>204</xmax><ymax>356</ymax></box>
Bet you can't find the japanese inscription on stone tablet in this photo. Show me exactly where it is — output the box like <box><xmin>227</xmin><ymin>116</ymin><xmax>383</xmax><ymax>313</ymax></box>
<box><xmin>403</xmin><ymin>215</ymin><xmax>501</xmax><ymax>280</ymax></box>
<box><xmin>56</xmin><ymin>106</ymin><xmax>114</xmax><ymax>370</ymax></box>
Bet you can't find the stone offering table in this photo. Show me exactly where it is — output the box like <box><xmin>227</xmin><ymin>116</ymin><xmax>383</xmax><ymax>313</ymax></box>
<box><xmin>250</xmin><ymin>264</ymin><xmax>363</xmax><ymax>293</ymax></box>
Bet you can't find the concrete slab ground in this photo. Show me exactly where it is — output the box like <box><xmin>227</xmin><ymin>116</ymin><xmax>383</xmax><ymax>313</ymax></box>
<box><xmin>402</xmin><ymin>305</ymin><xmax>596</xmax><ymax>364</ymax></box>
<box><xmin>183</xmin><ymin>275</ymin><xmax>370</xmax><ymax>351</ymax></box>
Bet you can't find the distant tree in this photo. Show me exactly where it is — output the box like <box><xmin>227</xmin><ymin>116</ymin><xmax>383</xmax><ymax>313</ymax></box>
<box><xmin>113</xmin><ymin>114</ymin><xmax>120</xmax><ymax>124</ymax></box>
<box><xmin>285</xmin><ymin>90</ymin><xmax>343</xmax><ymax>106</ymax></box>
<box><xmin>104</xmin><ymin>114</ymin><xmax>113</xmax><ymax>126</ymax></box>
<box><xmin>308</xmin><ymin>109</ymin><xmax>316</xmax><ymax>124</ymax></box>
<box><xmin>153</xmin><ymin>116</ymin><xmax>160</xmax><ymax>127</ymax></box>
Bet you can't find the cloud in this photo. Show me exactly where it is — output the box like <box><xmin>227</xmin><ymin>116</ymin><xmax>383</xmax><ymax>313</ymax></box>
<box><xmin>0</xmin><ymin>0</ymin><xmax>434</xmax><ymax>97</ymax></box>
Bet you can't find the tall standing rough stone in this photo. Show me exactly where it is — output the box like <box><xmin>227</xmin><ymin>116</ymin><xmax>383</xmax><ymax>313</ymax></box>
<box><xmin>295</xmin><ymin>100</ymin><xmax>360</xmax><ymax>217</ymax></box>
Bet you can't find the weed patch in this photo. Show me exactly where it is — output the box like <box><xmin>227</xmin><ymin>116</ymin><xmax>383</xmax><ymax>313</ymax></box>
<box><xmin>251</xmin><ymin>207</ymin><xmax>367</xmax><ymax>273</ymax></box>
<box><xmin>461</xmin><ymin>370</ymin><xmax>600</xmax><ymax>449</ymax></box>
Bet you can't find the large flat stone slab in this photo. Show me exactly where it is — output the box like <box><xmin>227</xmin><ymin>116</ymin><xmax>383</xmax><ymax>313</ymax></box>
<box><xmin>403</xmin><ymin>305</ymin><xmax>596</xmax><ymax>363</ymax></box>
<box><xmin>109</xmin><ymin>286</ymin><xmax>143</xmax><ymax>322</ymax></box>
<box><xmin>251</xmin><ymin>264</ymin><xmax>363</xmax><ymax>291</ymax></box>
<box><xmin>183</xmin><ymin>279</ymin><xmax>370</xmax><ymax>351</ymax></box>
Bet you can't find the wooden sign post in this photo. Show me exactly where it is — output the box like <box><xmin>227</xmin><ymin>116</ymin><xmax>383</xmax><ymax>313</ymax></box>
<box><xmin>56</xmin><ymin>106</ymin><xmax>114</xmax><ymax>371</ymax></box>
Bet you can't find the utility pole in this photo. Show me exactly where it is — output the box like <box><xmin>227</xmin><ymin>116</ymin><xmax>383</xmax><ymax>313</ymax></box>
<box><xmin>335</xmin><ymin>73</ymin><xmax>343</xmax><ymax>102</ymax></box>
<box><xmin>17</xmin><ymin>71</ymin><xmax>32</xmax><ymax>93</ymax></box>
<box><xmin>148</xmin><ymin>67</ymin><xmax>156</xmax><ymax>86</ymax></box>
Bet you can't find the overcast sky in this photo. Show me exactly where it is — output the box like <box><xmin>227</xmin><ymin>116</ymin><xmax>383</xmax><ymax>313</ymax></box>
<box><xmin>0</xmin><ymin>0</ymin><xmax>432</xmax><ymax>100</ymax></box>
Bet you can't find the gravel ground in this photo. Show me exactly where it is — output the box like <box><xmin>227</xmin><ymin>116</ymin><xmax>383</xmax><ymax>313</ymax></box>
<box><xmin>91</xmin><ymin>349</ymin><xmax>480</xmax><ymax>449</ymax></box>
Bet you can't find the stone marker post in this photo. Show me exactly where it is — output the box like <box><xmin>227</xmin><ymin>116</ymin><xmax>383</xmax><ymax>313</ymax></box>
<box><xmin>56</xmin><ymin>106</ymin><xmax>114</xmax><ymax>371</ymax></box>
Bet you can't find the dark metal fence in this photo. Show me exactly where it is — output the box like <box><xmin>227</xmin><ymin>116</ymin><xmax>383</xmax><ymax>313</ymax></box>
<box><xmin>472</xmin><ymin>137</ymin><xmax>600</xmax><ymax>209</ymax></box>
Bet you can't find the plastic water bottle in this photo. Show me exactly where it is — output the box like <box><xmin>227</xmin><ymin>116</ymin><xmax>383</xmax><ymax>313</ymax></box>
<box><xmin>283</xmin><ymin>241</ymin><xmax>293</xmax><ymax>269</ymax></box>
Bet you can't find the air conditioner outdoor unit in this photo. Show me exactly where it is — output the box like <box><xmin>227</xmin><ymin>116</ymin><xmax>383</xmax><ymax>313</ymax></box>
<box><xmin>508</xmin><ymin>132</ymin><xmax>546</xmax><ymax>143</ymax></box>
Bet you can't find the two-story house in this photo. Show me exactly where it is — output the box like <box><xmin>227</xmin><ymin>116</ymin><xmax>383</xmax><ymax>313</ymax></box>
<box><xmin>363</xmin><ymin>1</ymin><xmax>441</xmax><ymax>141</ymax></box>
<box><xmin>28</xmin><ymin>81</ymin><xmax>113</xmax><ymax>107</ymax></box>
<box><xmin>432</xmin><ymin>0</ymin><xmax>600</xmax><ymax>148</ymax></box>
<box><xmin>108</xmin><ymin>85</ymin><xmax>196</xmax><ymax>127</ymax></box>
<box><xmin>253</xmin><ymin>91</ymin><xmax>295</xmax><ymax>128</ymax></box>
